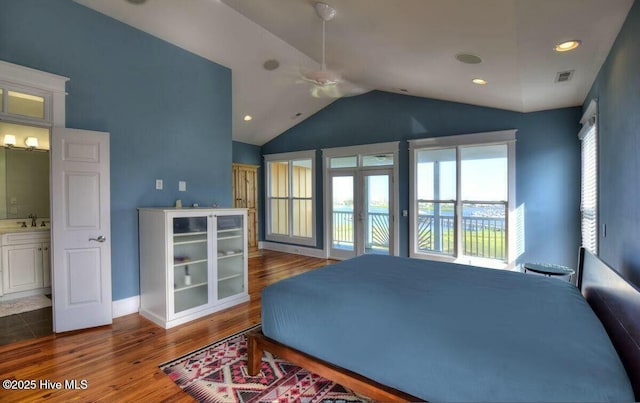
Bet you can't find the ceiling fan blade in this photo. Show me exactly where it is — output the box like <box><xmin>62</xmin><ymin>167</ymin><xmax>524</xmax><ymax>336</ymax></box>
<box><xmin>310</xmin><ymin>79</ymin><xmax>369</xmax><ymax>98</ymax></box>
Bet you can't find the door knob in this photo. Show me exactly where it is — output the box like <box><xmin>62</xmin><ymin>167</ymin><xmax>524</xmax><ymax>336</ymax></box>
<box><xmin>89</xmin><ymin>235</ymin><xmax>106</xmax><ymax>243</ymax></box>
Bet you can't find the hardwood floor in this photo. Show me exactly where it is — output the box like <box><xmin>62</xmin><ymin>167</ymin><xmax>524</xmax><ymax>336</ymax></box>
<box><xmin>0</xmin><ymin>251</ymin><xmax>334</xmax><ymax>402</ymax></box>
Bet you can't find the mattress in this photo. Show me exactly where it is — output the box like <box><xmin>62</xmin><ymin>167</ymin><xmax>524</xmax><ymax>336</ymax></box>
<box><xmin>261</xmin><ymin>255</ymin><xmax>633</xmax><ymax>402</ymax></box>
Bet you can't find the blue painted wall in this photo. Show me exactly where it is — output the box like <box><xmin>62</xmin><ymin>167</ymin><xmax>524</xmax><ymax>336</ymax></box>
<box><xmin>584</xmin><ymin>0</ymin><xmax>640</xmax><ymax>286</ymax></box>
<box><xmin>263</xmin><ymin>91</ymin><xmax>582</xmax><ymax>268</ymax></box>
<box><xmin>0</xmin><ymin>0</ymin><xmax>232</xmax><ymax>300</ymax></box>
<box><xmin>232</xmin><ymin>141</ymin><xmax>261</xmax><ymax>165</ymax></box>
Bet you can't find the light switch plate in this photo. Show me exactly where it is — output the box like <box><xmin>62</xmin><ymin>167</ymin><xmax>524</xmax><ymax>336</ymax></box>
<box><xmin>155</xmin><ymin>179</ymin><xmax>163</xmax><ymax>190</ymax></box>
<box><xmin>178</xmin><ymin>181</ymin><xmax>186</xmax><ymax>192</ymax></box>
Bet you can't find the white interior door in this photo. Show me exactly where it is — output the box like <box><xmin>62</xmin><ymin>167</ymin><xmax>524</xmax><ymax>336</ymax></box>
<box><xmin>51</xmin><ymin>128</ymin><xmax>111</xmax><ymax>333</ymax></box>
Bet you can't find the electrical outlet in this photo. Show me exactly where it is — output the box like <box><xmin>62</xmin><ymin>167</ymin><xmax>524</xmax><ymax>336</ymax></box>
<box><xmin>155</xmin><ymin>179</ymin><xmax>163</xmax><ymax>190</ymax></box>
<box><xmin>179</xmin><ymin>181</ymin><xmax>186</xmax><ymax>192</ymax></box>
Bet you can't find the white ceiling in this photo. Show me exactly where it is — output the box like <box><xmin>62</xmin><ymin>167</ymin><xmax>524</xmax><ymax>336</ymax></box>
<box><xmin>74</xmin><ymin>0</ymin><xmax>634</xmax><ymax>146</ymax></box>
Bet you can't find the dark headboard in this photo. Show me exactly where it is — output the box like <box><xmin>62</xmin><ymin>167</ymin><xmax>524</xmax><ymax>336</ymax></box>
<box><xmin>578</xmin><ymin>247</ymin><xmax>640</xmax><ymax>400</ymax></box>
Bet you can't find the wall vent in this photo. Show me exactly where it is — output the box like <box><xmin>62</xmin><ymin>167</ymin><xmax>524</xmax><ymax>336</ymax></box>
<box><xmin>555</xmin><ymin>70</ymin><xmax>575</xmax><ymax>83</ymax></box>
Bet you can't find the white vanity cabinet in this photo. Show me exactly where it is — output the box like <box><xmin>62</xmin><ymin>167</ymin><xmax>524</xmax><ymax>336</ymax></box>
<box><xmin>138</xmin><ymin>208</ymin><xmax>249</xmax><ymax>329</ymax></box>
<box><xmin>1</xmin><ymin>230</ymin><xmax>51</xmax><ymax>296</ymax></box>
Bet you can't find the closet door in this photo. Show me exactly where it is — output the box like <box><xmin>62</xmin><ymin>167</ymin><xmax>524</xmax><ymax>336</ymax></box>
<box><xmin>232</xmin><ymin>164</ymin><xmax>259</xmax><ymax>253</ymax></box>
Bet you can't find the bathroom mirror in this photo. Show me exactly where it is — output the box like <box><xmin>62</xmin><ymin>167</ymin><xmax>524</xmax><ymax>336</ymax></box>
<box><xmin>0</xmin><ymin>122</ymin><xmax>50</xmax><ymax>221</ymax></box>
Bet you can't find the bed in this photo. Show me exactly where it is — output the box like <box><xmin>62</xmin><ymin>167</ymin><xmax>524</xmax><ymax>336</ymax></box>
<box><xmin>248</xmin><ymin>249</ymin><xmax>639</xmax><ymax>401</ymax></box>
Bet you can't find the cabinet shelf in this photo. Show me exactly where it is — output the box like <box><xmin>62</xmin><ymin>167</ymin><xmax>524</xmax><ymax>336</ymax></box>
<box><xmin>173</xmin><ymin>258</ymin><xmax>207</xmax><ymax>268</ymax></box>
<box><xmin>174</xmin><ymin>281</ymin><xmax>208</xmax><ymax>292</ymax></box>
<box><xmin>218</xmin><ymin>273</ymin><xmax>242</xmax><ymax>282</ymax></box>
<box><xmin>217</xmin><ymin>253</ymin><xmax>243</xmax><ymax>260</ymax></box>
<box><xmin>174</xmin><ymin>231</ymin><xmax>207</xmax><ymax>237</ymax></box>
<box><xmin>174</xmin><ymin>239</ymin><xmax>207</xmax><ymax>246</ymax></box>
<box><xmin>217</xmin><ymin>235</ymin><xmax>242</xmax><ymax>241</ymax></box>
<box><xmin>217</xmin><ymin>228</ymin><xmax>242</xmax><ymax>234</ymax></box>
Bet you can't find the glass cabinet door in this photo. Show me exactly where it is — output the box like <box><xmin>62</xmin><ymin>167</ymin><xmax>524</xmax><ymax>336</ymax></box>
<box><xmin>172</xmin><ymin>216</ymin><xmax>209</xmax><ymax>314</ymax></box>
<box><xmin>216</xmin><ymin>214</ymin><xmax>245</xmax><ymax>300</ymax></box>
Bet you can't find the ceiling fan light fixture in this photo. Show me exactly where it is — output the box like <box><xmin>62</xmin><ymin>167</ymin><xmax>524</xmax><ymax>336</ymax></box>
<box><xmin>303</xmin><ymin>69</ymin><xmax>340</xmax><ymax>86</ymax></box>
<box><xmin>315</xmin><ymin>2</ymin><xmax>336</xmax><ymax>22</ymax></box>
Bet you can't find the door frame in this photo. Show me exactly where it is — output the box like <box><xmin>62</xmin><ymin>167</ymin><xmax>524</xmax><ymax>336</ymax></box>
<box><xmin>322</xmin><ymin>142</ymin><xmax>400</xmax><ymax>260</ymax></box>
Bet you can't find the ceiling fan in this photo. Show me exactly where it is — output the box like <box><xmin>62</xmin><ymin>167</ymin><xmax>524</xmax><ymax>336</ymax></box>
<box><xmin>300</xmin><ymin>2</ymin><xmax>366</xmax><ymax>98</ymax></box>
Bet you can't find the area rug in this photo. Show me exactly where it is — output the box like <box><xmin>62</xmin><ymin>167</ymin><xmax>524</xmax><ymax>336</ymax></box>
<box><xmin>160</xmin><ymin>324</ymin><xmax>369</xmax><ymax>403</ymax></box>
<box><xmin>0</xmin><ymin>294</ymin><xmax>52</xmax><ymax>317</ymax></box>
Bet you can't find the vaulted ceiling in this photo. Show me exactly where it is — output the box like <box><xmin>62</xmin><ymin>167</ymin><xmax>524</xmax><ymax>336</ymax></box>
<box><xmin>75</xmin><ymin>0</ymin><xmax>634</xmax><ymax>145</ymax></box>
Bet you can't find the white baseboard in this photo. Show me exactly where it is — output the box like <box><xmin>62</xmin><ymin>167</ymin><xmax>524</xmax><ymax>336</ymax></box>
<box><xmin>260</xmin><ymin>241</ymin><xmax>327</xmax><ymax>259</ymax></box>
<box><xmin>112</xmin><ymin>295</ymin><xmax>139</xmax><ymax>318</ymax></box>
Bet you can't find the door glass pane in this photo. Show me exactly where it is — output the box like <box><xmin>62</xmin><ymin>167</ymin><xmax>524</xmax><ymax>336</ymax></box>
<box><xmin>364</xmin><ymin>175</ymin><xmax>389</xmax><ymax>255</ymax></box>
<box><xmin>269</xmin><ymin>199</ymin><xmax>288</xmax><ymax>235</ymax></box>
<box><xmin>172</xmin><ymin>216</ymin><xmax>208</xmax><ymax>314</ymax></box>
<box><xmin>416</xmin><ymin>148</ymin><xmax>456</xmax><ymax>200</ymax></box>
<box><xmin>362</xmin><ymin>153</ymin><xmax>393</xmax><ymax>167</ymax></box>
<box><xmin>332</xmin><ymin>176</ymin><xmax>354</xmax><ymax>251</ymax></box>
<box><xmin>217</xmin><ymin>215</ymin><xmax>244</xmax><ymax>300</ymax></box>
<box><xmin>330</xmin><ymin>156</ymin><xmax>357</xmax><ymax>168</ymax></box>
<box><xmin>416</xmin><ymin>201</ymin><xmax>455</xmax><ymax>255</ymax></box>
<box><xmin>7</xmin><ymin>90</ymin><xmax>45</xmax><ymax>119</ymax></box>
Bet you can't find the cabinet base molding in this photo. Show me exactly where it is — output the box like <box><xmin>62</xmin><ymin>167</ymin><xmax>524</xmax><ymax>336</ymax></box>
<box><xmin>140</xmin><ymin>294</ymin><xmax>250</xmax><ymax>329</ymax></box>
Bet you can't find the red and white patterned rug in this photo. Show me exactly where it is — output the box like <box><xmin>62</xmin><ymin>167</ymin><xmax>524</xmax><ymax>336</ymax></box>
<box><xmin>160</xmin><ymin>325</ymin><xmax>369</xmax><ymax>403</ymax></box>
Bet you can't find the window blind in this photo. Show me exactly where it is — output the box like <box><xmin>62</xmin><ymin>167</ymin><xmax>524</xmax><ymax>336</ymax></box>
<box><xmin>580</xmin><ymin>124</ymin><xmax>597</xmax><ymax>254</ymax></box>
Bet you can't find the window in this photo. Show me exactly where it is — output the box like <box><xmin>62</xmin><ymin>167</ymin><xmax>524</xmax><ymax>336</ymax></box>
<box><xmin>0</xmin><ymin>81</ymin><xmax>51</xmax><ymax>123</ymax></box>
<box><xmin>265</xmin><ymin>150</ymin><xmax>316</xmax><ymax>246</ymax></box>
<box><xmin>580</xmin><ymin>100</ymin><xmax>598</xmax><ymax>254</ymax></box>
<box><xmin>0</xmin><ymin>61</ymin><xmax>68</xmax><ymax>127</ymax></box>
<box><xmin>409</xmin><ymin>130</ymin><xmax>515</xmax><ymax>267</ymax></box>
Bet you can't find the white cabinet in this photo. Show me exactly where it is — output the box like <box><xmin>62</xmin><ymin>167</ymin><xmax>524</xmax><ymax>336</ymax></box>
<box><xmin>138</xmin><ymin>208</ymin><xmax>249</xmax><ymax>329</ymax></box>
<box><xmin>1</xmin><ymin>230</ymin><xmax>51</xmax><ymax>296</ymax></box>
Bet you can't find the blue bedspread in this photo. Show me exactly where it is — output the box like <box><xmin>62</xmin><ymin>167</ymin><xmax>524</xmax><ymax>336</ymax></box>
<box><xmin>261</xmin><ymin>255</ymin><xmax>633</xmax><ymax>402</ymax></box>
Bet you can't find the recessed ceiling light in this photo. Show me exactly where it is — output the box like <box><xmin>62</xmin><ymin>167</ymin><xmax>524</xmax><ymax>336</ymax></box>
<box><xmin>243</xmin><ymin>115</ymin><xmax>253</xmax><ymax>121</ymax></box>
<box><xmin>456</xmin><ymin>53</ymin><xmax>483</xmax><ymax>64</ymax></box>
<box><xmin>472</xmin><ymin>78</ymin><xmax>487</xmax><ymax>85</ymax></box>
<box><xmin>554</xmin><ymin>40</ymin><xmax>581</xmax><ymax>52</ymax></box>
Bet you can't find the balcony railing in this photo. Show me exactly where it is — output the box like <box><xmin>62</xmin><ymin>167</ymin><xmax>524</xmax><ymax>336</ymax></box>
<box><xmin>332</xmin><ymin>209</ymin><xmax>506</xmax><ymax>260</ymax></box>
<box><xmin>417</xmin><ymin>214</ymin><xmax>506</xmax><ymax>260</ymax></box>
<box><xmin>332</xmin><ymin>211</ymin><xmax>390</xmax><ymax>251</ymax></box>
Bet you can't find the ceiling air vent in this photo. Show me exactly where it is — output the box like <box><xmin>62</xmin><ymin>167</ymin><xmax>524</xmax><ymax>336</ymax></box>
<box><xmin>555</xmin><ymin>70</ymin><xmax>575</xmax><ymax>83</ymax></box>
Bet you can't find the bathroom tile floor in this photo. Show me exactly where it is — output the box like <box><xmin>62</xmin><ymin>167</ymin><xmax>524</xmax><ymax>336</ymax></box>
<box><xmin>0</xmin><ymin>307</ymin><xmax>53</xmax><ymax>346</ymax></box>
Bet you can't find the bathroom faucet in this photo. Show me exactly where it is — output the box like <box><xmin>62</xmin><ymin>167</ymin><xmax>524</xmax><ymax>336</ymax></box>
<box><xmin>28</xmin><ymin>214</ymin><xmax>37</xmax><ymax>227</ymax></box>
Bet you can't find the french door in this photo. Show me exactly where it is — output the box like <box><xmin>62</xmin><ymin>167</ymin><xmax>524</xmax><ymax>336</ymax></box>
<box><xmin>329</xmin><ymin>169</ymin><xmax>393</xmax><ymax>259</ymax></box>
